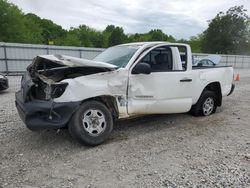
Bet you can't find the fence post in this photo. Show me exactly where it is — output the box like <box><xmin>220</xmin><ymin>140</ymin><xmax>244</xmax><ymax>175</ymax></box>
<box><xmin>46</xmin><ymin>46</ymin><xmax>49</xmax><ymax>54</ymax></box>
<box><xmin>234</xmin><ymin>55</ymin><xmax>237</xmax><ymax>68</ymax></box>
<box><xmin>248</xmin><ymin>57</ymin><xmax>250</xmax><ymax>68</ymax></box>
<box><xmin>241</xmin><ymin>56</ymin><xmax>244</xmax><ymax>68</ymax></box>
<box><xmin>226</xmin><ymin>56</ymin><xmax>228</xmax><ymax>66</ymax></box>
<box><xmin>79</xmin><ymin>49</ymin><xmax>82</xmax><ymax>58</ymax></box>
<box><xmin>3</xmin><ymin>44</ymin><xmax>9</xmax><ymax>75</ymax></box>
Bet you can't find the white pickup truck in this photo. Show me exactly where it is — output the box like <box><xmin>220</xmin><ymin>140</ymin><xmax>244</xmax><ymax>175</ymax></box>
<box><xmin>15</xmin><ymin>42</ymin><xmax>235</xmax><ymax>145</ymax></box>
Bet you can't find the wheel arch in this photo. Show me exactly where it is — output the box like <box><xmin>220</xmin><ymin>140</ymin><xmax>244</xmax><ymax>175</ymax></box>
<box><xmin>81</xmin><ymin>95</ymin><xmax>119</xmax><ymax>120</ymax></box>
<box><xmin>202</xmin><ymin>82</ymin><xmax>222</xmax><ymax>106</ymax></box>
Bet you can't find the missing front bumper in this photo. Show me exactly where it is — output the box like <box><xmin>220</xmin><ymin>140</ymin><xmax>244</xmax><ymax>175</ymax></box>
<box><xmin>15</xmin><ymin>91</ymin><xmax>81</xmax><ymax>130</ymax></box>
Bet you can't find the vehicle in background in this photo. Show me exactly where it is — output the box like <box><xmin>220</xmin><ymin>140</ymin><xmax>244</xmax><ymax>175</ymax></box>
<box><xmin>0</xmin><ymin>74</ymin><xmax>9</xmax><ymax>91</ymax></box>
<box><xmin>15</xmin><ymin>42</ymin><xmax>234</xmax><ymax>146</ymax></box>
<box><xmin>193</xmin><ymin>55</ymin><xmax>221</xmax><ymax>66</ymax></box>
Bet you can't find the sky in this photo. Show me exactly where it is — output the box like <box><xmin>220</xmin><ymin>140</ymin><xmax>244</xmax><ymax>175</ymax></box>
<box><xmin>8</xmin><ymin>0</ymin><xmax>250</xmax><ymax>39</ymax></box>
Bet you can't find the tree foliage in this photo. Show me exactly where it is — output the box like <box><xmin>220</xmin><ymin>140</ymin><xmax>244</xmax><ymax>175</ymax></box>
<box><xmin>0</xmin><ymin>0</ymin><xmax>27</xmax><ymax>42</ymax></box>
<box><xmin>0</xmin><ymin>0</ymin><xmax>250</xmax><ymax>54</ymax></box>
<box><xmin>128</xmin><ymin>30</ymin><xmax>175</xmax><ymax>43</ymax></box>
<box><xmin>202</xmin><ymin>6</ymin><xmax>250</xmax><ymax>54</ymax></box>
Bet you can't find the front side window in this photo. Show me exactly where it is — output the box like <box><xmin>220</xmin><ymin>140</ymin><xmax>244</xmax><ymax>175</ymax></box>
<box><xmin>139</xmin><ymin>47</ymin><xmax>173</xmax><ymax>72</ymax></box>
<box><xmin>93</xmin><ymin>45</ymin><xmax>140</xmax><ymax>68</ymax></box>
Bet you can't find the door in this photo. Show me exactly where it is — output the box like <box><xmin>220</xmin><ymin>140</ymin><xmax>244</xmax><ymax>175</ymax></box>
<box><xmin>128</xmin><ymin>45</ymin><xmax>193</xmax><ymax>115</ymax></box>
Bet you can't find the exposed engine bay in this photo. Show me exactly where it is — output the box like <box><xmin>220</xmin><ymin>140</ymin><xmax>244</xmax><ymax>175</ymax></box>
<box><xmin>25</xmin><ymin>55</ymin><xmax>116</xmax><ymax>101</ymax></box>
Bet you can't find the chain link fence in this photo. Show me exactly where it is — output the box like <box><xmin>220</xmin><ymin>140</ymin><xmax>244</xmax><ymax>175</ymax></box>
<box><xmin>1</xmin><ymin>42</ymin><xmax>250</xmax><ymax>75</ymax></box>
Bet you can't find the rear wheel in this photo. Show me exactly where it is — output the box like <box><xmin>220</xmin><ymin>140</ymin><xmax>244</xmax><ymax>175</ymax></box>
<box><xmin>191</xmin><ymin>90</ymin><xmax>217</xmax><ymax>116</ymax></box>
<box><xmin>69</xmin><ymin>101</ymin><xmax>113</xmax><ymax>146</ymax></box>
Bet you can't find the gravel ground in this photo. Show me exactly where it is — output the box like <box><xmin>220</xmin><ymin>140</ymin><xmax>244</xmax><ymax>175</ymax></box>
<box><xmin>0</xmin><ymin>70</ymin><xmax>250</xmax><ymax>188</ymax></box>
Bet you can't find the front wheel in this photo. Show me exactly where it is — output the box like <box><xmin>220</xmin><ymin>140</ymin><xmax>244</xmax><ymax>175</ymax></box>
<box><xmin>191</xmin><ymin>90</ymin><xmax>217</xmax><ymax>116</ymax></box>
<box><xmin>69</xmin><ymin>101</ymin><xmax>113</xmax><ymax>146</ymax></box>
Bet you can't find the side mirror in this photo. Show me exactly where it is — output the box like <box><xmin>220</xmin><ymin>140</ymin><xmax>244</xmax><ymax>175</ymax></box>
<box><xmin>132</xmin><ymin>62</ymin><xmax>151</xmax><ymax>75</ymax></box>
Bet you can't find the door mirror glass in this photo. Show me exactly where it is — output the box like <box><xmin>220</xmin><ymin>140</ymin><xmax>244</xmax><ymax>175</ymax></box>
<box><xmin>132</xmin><ymin>62</ymin><xmax>151</xmax><ymax>74</ymax></box>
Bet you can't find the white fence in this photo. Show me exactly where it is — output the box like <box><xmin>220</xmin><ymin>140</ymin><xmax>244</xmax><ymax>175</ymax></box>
<box><xmin>0</xmin><ymin>42</ymin><xmax>104</xmax><ymax>74</ymax></box>
<box><xmin>0</xmin><ymin>42</ymin><xmax>250</xmax><ymax>74</ymax></box>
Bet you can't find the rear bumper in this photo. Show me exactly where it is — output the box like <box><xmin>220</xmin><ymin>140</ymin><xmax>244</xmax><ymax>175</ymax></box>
<box><xmin>15</xmin><ymin>91</ymin><xmax>81</xmax><ymax>130</ymax></box>
<box><xmin>227</xmin><ymin>84</ymin><xmax>235</xmax><ymax>96</ymax></box>
<box><xmin>0</xmin><ymin>77</ymin><xmax>9</xmax><ymax>91</ymax></box>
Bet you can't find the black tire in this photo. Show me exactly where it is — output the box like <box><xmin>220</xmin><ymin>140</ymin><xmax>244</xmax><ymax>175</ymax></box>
<box><xmin>68</xmin><ymin>101</ymin><xmax>113</xmax><ymax>146</ymax></box>
<box><xmin>190</xmin><ymin>90</ymin><xmax>217</xmax><ymax>116</ymax></box>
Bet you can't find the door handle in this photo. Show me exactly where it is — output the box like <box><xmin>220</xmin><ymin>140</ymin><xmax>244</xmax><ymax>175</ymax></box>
<box><xmin>180</xmin><ymin>78</ymin><xmax>192</xmax><ymax>82</ymax></box>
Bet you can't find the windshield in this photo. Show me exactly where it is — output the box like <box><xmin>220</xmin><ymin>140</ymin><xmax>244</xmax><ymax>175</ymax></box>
<box><xmin>93</xmin><ymin>45</ymin><xmax>140</xmax><ymax>67</ymax></box>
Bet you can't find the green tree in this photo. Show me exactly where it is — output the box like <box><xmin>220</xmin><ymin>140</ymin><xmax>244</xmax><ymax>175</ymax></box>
<box><xmin>148</xmin><ymin>29</ymin><xmax>167</xmax><ymax>41</ymax></box>
<box><xmin>247</xmin><ymin>21</ymin><xmax>250</xmax><ymax>52</ymax></box>
<box><xmin>62</xmin><ymin>29</ymin><xmax>81</xmax><ymax>46</ymax></box>
<box><xmin>23</xmin><ymin>13</ymin><xmax>67</xmax><ymax>45</ymax></box>
<box><xmin>77</xmin><ymin>25</ymin><xmax>93</xmax><ymax>47</ymax></box>
<box><xmin>128</xmin><ymin>29</ymin><xmax>175</xmax><ymax>43</ymax></box>
<box><xmin>202</xmin><ymin>5</ymin><xmax>249</xmax><ymax>54</ymax></box>
<box><xmin>185</xmin><ymin>34</ymin><xmax>203</xmax><ymax>53</ymax></box>
<box><xmin>23</xmin><ymin>13</ymin><xmax>43</xmax><ymax>43</ymax></box>
<box><xmin>0</xmin><ymin>0</ymin><xmax>180</xmax><ymax>48</ymax></box>
<box><xmin>0</xmin><ymin>0</ymin><xmax>26</xmax><ymax>42</ymax></box>
<box><xmin>39</xmin><ymin>19</ymin><xmax>67</xmax><ymax>45</ymax></box>
<box><xmin>108</xmin><ymin>26</ymin><xmax>127</xmax><ymax>46</ymax></box>
<box><xmin>102</xmin><ymin>25</ymin><xmax>116</xmax><ymax>47</ymax></box>
<box><xmin>128</xmin><ymin>33</ymin><xmax>149</xmax><ymax>42</ymax></box>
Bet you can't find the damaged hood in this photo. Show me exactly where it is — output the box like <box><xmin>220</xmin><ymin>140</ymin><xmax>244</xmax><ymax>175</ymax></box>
<box><xmin>27</xmin><ymin>54</ymin><xmax>119</xmax><ymax>84</ymax></box>
<box><xmin>37</xmin><ymin>54</ymin><xmax>118</xmax><ymax>69</ymax></box>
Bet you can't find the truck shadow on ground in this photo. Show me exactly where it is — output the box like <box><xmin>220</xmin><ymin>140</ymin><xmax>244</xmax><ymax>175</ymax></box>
<box><xmin>109</xmin><ymin>113</ymin><xmax>192</xmax><ymax>142</ymax></box>
<box><xmin>0</xmin><ymin>90</ymin><xmax>9</xmax><ymax>95</ymax></box>
<box><xmin>26</xmin><ymin>113</ymin><xmax>192</xmax><ymax>149</ymax></box>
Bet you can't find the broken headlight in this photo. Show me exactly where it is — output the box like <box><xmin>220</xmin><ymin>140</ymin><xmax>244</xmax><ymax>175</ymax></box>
<box><xmin>51</xmin><ymin>82</ymin><xmax>68</xmax><ymax>99</ymax></box>
<box><xmin>44</xmin><ymin>82</ymin><xmax>68</xmax><ymax>100</ymax></box>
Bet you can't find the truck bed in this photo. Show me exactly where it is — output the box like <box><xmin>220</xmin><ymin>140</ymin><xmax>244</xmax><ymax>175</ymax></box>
<box><xmin>192</xmin><ymin>65</ymin><xmax>232</xmax><ymax>70</ymax></box>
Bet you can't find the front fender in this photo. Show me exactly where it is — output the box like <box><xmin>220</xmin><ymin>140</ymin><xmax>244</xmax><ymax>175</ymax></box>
<box><xmin>54</xmin><ymin>69</ymin><xmax>129</xmax><ymax>118</ymax></box>
<box><xmin>54</xmin><ymin>69</ymin><xmax>128</xmax><ymax>102</ymax></box>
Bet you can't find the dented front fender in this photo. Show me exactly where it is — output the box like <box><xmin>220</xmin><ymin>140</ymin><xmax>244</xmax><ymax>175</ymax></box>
<box><xmin>54</xmin><ymin>68</ymin><xmax>129</xmax><ymax>118</ymax></box>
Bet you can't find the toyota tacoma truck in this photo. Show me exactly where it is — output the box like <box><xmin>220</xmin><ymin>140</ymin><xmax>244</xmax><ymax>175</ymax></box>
<box><xmin>15</xmin><ymin>42</ymin><xmax>235</xmax><ymax>146</ymax></box>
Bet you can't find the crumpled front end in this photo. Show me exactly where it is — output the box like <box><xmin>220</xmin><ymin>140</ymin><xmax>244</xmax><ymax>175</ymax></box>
<box><xmin>15</xmin><ymin>55</ymin><xmax>116</xmax><ymax>130</ymax></box>
<box><xmin>15</xmin><ymin>70</ymin><xmax>82</xmax><ymax>130</ymax></box>
<box><xmin>15</xmin><ymin>91</ymin><xmax>81</xmax><ymax>130</ymax></box>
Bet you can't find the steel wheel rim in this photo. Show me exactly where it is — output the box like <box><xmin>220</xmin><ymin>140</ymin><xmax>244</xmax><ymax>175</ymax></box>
<box><xmin>202</xmin><ymin>97</ymin><xmax>214</xmax><ymax>116</ymax></box>
<box><xmin>82</xmin><ymin>109</ymin><xmax>106</xmax><ymax>136</ymax></box>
